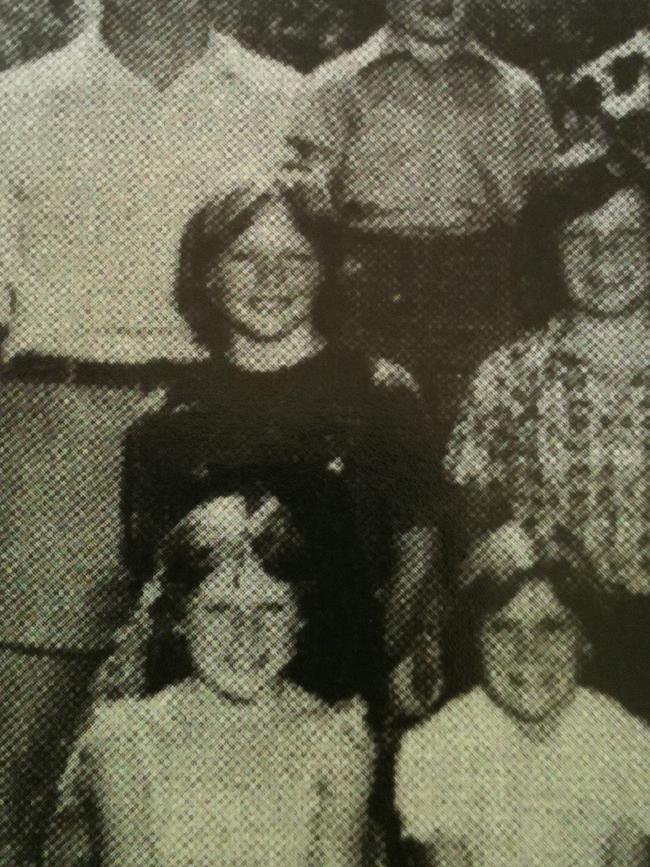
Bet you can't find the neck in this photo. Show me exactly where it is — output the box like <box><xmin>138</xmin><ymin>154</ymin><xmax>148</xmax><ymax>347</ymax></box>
<box><xmin>228</xmin><ymin>324</ymin><xmax>326</xmax><ymax>373</ymax></box>
<box><xmin>100</xmin><ymin>3</ymin><xmax>210</xmax><ymax>86</ymax></box>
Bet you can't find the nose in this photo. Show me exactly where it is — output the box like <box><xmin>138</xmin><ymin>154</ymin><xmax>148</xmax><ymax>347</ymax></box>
<box><xmin>255</xmin><ymin>259</ymin><xmax>284</xmax><ymax>291</ymax></box>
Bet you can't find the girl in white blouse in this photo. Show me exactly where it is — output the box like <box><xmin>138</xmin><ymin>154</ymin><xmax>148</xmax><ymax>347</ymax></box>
<box><xmin>396</xmin><ymin>523</ymin><xmax>649</xmax><ymax>867</ymax></box>
<box><xmin>44</xmin><ymin>494</ymin><xmax>373</xmax><ymax>867</ymax></box>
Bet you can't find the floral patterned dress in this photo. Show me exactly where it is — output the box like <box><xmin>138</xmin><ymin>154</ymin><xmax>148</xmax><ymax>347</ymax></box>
<box><xmin>445</xmin><ymin>318</ymin><xmax>650</xmax><ymax>717</ymax></box>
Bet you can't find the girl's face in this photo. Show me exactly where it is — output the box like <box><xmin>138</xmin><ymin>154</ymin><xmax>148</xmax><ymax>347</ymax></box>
<box><xmin>560</xmin><ymin>187</ymin><xmax>649</xmax><ymax>318</ymax></box>
<box><xmin>212</xmin><ymin>201</ymin><xmax>324</xmax><ymax>342</ymax></box>
<box><xmin>480</xmin><ymin>580</ymin><xmax>584</xmax><ymax>723</ymax></box>
<box><xmin>386</xmin><ymin>0</ymin><xmax>464</xmax><ymax>42</ymax></box>
<box><xmin>183</xmin><ymin>553</ymin><xmax>301</xmax><ymax>702</ymax></box>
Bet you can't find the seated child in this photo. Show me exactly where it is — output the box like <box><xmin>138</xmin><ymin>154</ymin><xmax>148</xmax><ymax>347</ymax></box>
<box><xmin>395</xmin><ymin>523</ymin><xmax>650</xmax><ymax>867</ymax></box>
<box><xmin>44</xmin><ymin>494</ymin><xmax>373</xmax><ymax>867</ymax></box>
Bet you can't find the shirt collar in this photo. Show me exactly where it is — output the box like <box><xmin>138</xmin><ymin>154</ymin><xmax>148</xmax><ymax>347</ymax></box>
<box><xmin>83</xmin><ymin>25</ymin><xmax>245</xmax><ymax>93</ymax></box>
<box><xmin>374</xmin><ymin>24</ymin><xmax>500</xmax><ymax>75</ymax></box>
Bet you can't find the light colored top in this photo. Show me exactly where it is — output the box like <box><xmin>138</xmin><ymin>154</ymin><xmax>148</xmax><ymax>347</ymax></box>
<box><xmin>0</xmin><ymin>28</ymin><xmax>302</xmax><ymax>363</ymax></box>
<box><xmin>445</xmin><ymin>319</ymin><xmax>650</xmax><ymax>595</ymax></box>
<box><xmin>396</xmin><ymin>687</ymin><xmax>650</xmax><ymax>867</ymax></box>
<box><xmin>288</xmin><ymin>27</ymin><xmax>557</xmax><ymax>237</ymax></box>
<box><xmin>46</xmin><ymin>679</ymin><xmax>372</xmax><ymax>867</ymax></box>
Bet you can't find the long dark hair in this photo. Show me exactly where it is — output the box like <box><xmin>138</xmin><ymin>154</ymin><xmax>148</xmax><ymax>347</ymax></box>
<box><xmin>446</xmin><ymin>525</ymin><xmax>606</xmax><ymax>694</ymax></box>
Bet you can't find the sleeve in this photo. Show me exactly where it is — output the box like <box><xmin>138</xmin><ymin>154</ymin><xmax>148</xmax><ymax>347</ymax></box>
<box><xmin>515</xmin><ymin>77</ymin><xmax>559</xmax><ymax>193</ymax></box>
<box><xmin>443</xmin><ymin>348</ymin><xmax>516</xmax><ymax>491</ymax></box>
<box><xmin>0</xmin><ymin>143</ymin><xmax>19</xmax><ymax>329</ymax></box>
<box><xmin>620</xmin><ymin>720</ymin><xmax>650</xmax><ymax>835</ymax></box>
<box><xmin>369</xmin><ymin>372</ymin><xmax>441</xmax><ymax>531</ymax></box>
<box><xmin>43</xmin><ymin>736</ymin><xmax>101</xmax><ymax>867</ymax></box>
<box><xmin>395</xmin><ymin>728</ymin><xmax>439</xmax><ymax>843</ymax></box>
<box><xmin>315</xmin><ymin>699</ymin><xmax>375</xmax><ymax>867</ymax></box>
<box><xmin>284</xmin><ymin>76</ymin><xmax>354</xmax><ymax>219</ymax></box>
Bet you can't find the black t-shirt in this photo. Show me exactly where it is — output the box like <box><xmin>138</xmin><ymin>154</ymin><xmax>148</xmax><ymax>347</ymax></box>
<box><xmin>122</xmin><ymin>346</ymin><xmax>438</xmax><ymax>702</ymax></box>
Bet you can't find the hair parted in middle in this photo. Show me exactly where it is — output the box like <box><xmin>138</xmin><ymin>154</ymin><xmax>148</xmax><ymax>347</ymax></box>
<box><xmin>174</xmin><ymin>179</ymin><xmax>343</xmax><ymax>354</ymax></box>
<box><xmin>445</xmin><ymin>522</ymin><xmax>607</xmax><ymax>693</ymax></box>
<box><xmin>92</xmin><ymin>490</ymin><xmax>320</xmax><ymax>701</ymax></box>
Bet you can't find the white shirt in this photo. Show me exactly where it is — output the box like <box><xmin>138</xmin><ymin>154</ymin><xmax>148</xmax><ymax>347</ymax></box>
<box><xmin>51</xmin><ymin>681</ymin><xmax>372</xmax><ymax>867</ymax></box>
<box><xmin>0</xmin><ymin>29</ymin><xmax>302</xmax><ymax>363</ymax></box>
<box><xmin>396</xmin><ymin>688</ymin><xmax>650</xmax><ymax>867</ymax></box>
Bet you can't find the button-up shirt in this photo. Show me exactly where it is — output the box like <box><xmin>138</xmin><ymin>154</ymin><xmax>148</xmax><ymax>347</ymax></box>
<box><xmin>288</xmin><ymin>27</ymin><xmax>557</xmax><ymax>237</ymax></box>
<box><xmin>0</xmin><ymin>29</ymin><xmax>302</xmax><ymax>363</ymax></box>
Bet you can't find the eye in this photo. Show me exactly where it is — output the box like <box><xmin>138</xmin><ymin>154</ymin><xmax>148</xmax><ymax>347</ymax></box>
<box><xmin>488</xmin><ymin>618</ymin><xmax>513</xmax><ymax>635</ymax></box>
<box><xmin>539</xmin><ymin>616</ymin><xmax>568</xmax><ymax>635</ymax></box>
<box><xmin>204</xmin><ymin>602</ymin><xmax>230</xmax><ymax>615</ymax></box>
<box><xmin>228</xmin><ymin>251</ymin><xmax>256</xmax><ymax>264</ymax></box>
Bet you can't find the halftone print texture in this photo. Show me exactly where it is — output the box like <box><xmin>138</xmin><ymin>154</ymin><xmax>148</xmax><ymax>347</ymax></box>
<box><xmin>0</xmin><ymin>2</ymin><xmax>648</xmax><ymax>866</ymax></box>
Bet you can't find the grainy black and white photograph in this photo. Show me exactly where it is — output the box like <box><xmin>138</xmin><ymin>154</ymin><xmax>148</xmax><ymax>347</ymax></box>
<box><xmin>0</xmin><ymin>1</ymin><xmax>648</xmax><ymax>865</ymax></box>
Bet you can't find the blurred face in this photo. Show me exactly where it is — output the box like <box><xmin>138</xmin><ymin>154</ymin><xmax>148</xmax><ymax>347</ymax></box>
<box><xmin>560</xmin><ymin>188</ymin><xmax>649</xmax><ymax>317</ymax></box>
<box><xmin>480</xmin><ymin>580</ymin><xmax>584</xmax><ymax>723</ymax></box>
<box><xmin>183</xmin><ymin>555</ymin><xmax>301</xmax><ymax>702</ymax></box>
<box><xmin>212</xmin><ymin>202</ymin><xmax>324</xmax><ymax>342</ymax></box>
<box><xmin>385</xmin><ymin>0</ymin><xmax>464</xmax><ymax>42</ymax></box>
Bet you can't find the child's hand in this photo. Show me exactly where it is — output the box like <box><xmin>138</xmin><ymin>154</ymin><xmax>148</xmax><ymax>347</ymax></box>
<box><xmin>278</xmin><ymin>161</ymin><xmax>335</xmax><ymax>219</ymax></box>
<box><xmin>389</xmin><ymin>636</ymin><xmax>443</xmax><ymax>720</ymax></box>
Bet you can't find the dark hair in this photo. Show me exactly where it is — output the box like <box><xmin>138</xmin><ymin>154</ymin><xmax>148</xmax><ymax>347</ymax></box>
<box><xmin>515</xmin><ymin>153</ymin><xmax>650</xmax><ymax>328</ymax></box>
<box><xmin>446</xmin><ymin>528</ymin><xmax>606</xmax><ymax>693</ymax></box>
<box><xmin>175</xmin><ymin>182</ymin><xmax>343</xmax><ymax>354</ymax></box>
<box><xmin>145</xmin><ymin>491</ymin><xmax>319</xmax><ymax>691</ymax></box>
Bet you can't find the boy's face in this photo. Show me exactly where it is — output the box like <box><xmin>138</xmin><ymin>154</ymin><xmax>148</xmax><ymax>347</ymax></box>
<box><xmin>480</xmin><ymin>580</ymin><xmax>584</xmax><ymax>723</ymax></box>
<box><xmin>386</xmin><ymin>0</ymin><xmax>464</xmax><ymax>42</ymax></box>
<box><xmin>183</xmin><ymin>555</ymin><xmax>301</xmax><ymax>702</ymax></box>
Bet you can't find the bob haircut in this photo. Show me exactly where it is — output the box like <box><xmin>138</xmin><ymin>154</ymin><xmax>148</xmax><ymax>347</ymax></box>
<box><xmin>446</xmin><ymin>525</ymin><xmax>606</xmax><ymax>692</ymax></box>
<box><xmin>175</xmin><ymin>181</ymin><xmax>343</xmax><ymax>354</ymax></box>
<box><xmin>145</xmin><ymin>491</ymin><xmax>319</xmax><ymax>691</ymax></box>
<box><xmin>515</xmin><ymin>152</ymin><xmax>650</xmax><ymax>328</ymax></box>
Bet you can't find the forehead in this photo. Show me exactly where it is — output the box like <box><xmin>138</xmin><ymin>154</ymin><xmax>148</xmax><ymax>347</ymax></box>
<box><xmin>194</xmin><ymin>559</ymin><xmax>294</xmax><ymax>606</ymax></box>
<box><xmin>565</xmin><ymin>187</ymin><xmax>648</xmax><ymax>236</ymax></box>
<box><xmin>491</xmin><ymin>580</ymin><xmax>569</xmax><ymax>624</ymax></box>
<box><xmin>228</xmin><ymin>202</ymin><xmax>312</xmax><ymax>253</ymax></box>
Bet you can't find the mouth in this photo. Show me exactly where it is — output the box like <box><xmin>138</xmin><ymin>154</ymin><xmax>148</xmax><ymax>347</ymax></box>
<box><xmin>248</xmin><ymin>296</ymin><xmax>295</xmax><ymax>314</ymax></box>
<box><xmin>508</xmin><ymin>671</ymin><xmax>552</xmax><ymax>691</ymax></box>
<box><xmin>422</xmin><ymin>0</ymin><xmax>454</xmax><ymax>15</ymax></box>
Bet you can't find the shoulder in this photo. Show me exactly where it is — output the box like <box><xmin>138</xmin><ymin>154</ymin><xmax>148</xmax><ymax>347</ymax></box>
<box><xmin>0</xmin><ymin>31</ymin><xmax>91</xmax><ymax>115</ymax></box>
<box><xmin>470</xmin><ymin>327</ymin><xmax>553</xmax><ymax>394</ymax></box>
<box><xmin>400</xmin><ymin>689</ymin><xmax>490</xmax><ymax>762</ymax></box>
<box><xmin>571</xmin><ymin>690</ymin><xmax>650</xmax><ymax>750</ymax></box>
<box><xmin>307</xmin><ymin>28</ymin><xmax>388</xmax><ymax>90</ymax></box>
<box><xmin>212</xmin><ymin>31</ymin><xmax>303</xmax><ymax>98</ymax></box>
<box><xmin>464</xmin><ymin>40</ymin><xmax>546</xmax><ymax>102</ymax></box>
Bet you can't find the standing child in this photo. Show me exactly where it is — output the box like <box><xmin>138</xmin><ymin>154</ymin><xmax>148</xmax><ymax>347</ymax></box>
<box><xmin>287</xmin><ymin>0</ymin><xmax>558</xmax><ymax>434</ymax></box>
<box><xmin>395</xmin><ymin>523</ymin><xmax>650</xmax><ymax>867</ymax></box>
<box><xmin>44</xmin><ymin>494</ymin><xmax>373</xmax><ymax>867</ymax></box>
<box><xmin>122</xmin><ymin>179</ymin><xmax>442</xmax><ymax>717</ymax></box>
